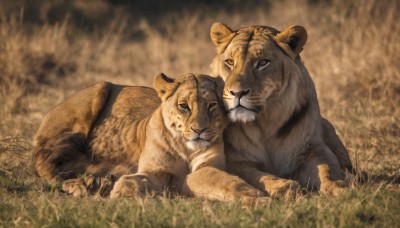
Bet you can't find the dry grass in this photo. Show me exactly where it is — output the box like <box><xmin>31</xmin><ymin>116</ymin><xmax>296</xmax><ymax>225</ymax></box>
<box><xmin>0</xmin><ymin>0</ymin><xmax>399</xmax><ymax>226</ymax></box>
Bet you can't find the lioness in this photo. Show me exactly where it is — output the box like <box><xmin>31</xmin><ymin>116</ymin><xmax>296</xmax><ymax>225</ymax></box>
<box><xmin>33</xmin><ymin>73</ymin><xmax>264</xmax><ymax>202</ymax></box>
<box><xmin>209</xmin><ymin>22</ymin><xmax>353</xmax><ymax>197</ymax></box>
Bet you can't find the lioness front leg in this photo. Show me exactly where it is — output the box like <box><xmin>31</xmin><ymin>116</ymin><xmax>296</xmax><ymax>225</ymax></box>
<box><xmin>110</xmin><ymin>172</ymin><xmax>170</xmax><ymax>198</ymax></box>
<box><xmin>295</xmin><ymin>145</ymin><xmax>347</xmax><ymax>196</ymax></box>
<box><xmin>184</xmin><ymin>166</ymin><xmax>269</xmax><ymax>204</ymax></box>
<box><xmin>228</xmin><ymin>162</ymin><xmax>300</xmax><ymax>199</ymax></box>
<box><xmin>318</xmin><ymin>164</ymin><xmax>347</xmax><ymax>196</ymax></box>
<box><xmin>259</xmin><ymin>174</ymin><xmax>301</xmax><ymax>199</ymax></box>
<box><xmin>321</xmin><ymin>117</ymin><xmax>353</xmax><ymax>173</ymax></box>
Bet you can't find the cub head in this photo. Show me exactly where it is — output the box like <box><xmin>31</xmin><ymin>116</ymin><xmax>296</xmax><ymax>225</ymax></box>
<box><xmin>153</xmin><ymin>73</ymin><xmax>227</xmax><ymax>151</ymax></box>
<box><xmin>210</xmin><ymin>22</ymin><xmax>307</xmax><ymax>123</ymax></box>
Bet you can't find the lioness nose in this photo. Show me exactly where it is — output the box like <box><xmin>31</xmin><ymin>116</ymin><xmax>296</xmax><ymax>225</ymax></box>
<box><xmin>191</xmin><ymin>126</ymin><xmax>207</xmax><ymax>135</ymax></box>
<box><xmin>229</xmin><ymin>89</ymin><xmax>249</xmax><ymax>99</ymax></box>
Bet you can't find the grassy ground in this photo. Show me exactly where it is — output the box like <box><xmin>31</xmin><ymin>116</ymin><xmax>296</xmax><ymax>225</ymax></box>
<box><xmin>0</xmin><ymin>0</ymin><xmax>399</xmax><ymax>227</ymax></box>
<box><xmin>1</xmin><ymin>172</ymin><xmax>399</xmax><ymax>227</ymax></box>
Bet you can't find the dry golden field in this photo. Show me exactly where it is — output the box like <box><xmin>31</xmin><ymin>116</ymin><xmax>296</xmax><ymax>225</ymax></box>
<box><xmin>0</xmin><ymin>0</ymin><xmax>399</xmax><ymax>227</ymax></box>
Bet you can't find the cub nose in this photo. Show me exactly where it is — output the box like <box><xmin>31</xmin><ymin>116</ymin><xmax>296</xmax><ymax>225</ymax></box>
<box><xmin>190</xmin><ymin>126</ymin><xmax>207</xmax><ymax>135</ymax></box>
<box><xmin>229</xmin><ymin>89</ymin><xmax>250</xmax><ymax>99</ymax></box>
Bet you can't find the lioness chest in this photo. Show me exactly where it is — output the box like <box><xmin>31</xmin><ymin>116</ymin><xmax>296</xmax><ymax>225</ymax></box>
<box><xmin>225</xmin><ymin>123</ymin><xmax>308</xmax><ymax>177</ymax></box>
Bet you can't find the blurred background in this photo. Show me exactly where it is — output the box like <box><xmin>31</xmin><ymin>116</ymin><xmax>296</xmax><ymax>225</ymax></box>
<box><xmin>0</xmin><ymin>0</ymin><xmax>399</xmax><ymax>175</ymax></box>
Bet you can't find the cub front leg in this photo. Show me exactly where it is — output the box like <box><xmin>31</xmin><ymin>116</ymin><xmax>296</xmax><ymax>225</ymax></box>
<box><xmin>110</xmin><ymin>172</ymin><xmax>170</xmax><ymax>198</ymax></box>
<box><xmin>228</xmin><ymin>162</ymin><xmax>300</xmax><ymax>199</ymax></box>
<box><xmin>294</xmin><ymin>144</ymin><xmax>347</xmax><ymax>196</ymax></box>
<box><xmin>62</xmin><ymin>174</ymin><xmax>116</xmax><ymax>198</ymax></box>
<box><xmin>184</xmin><ymin>166</ymin><xmax>269</xmax><ymax>204</ymax></box>
<box><xmin>62</xmin><ymin>178</ymin><xmax>88</xmax><ymax>198</ymax></box>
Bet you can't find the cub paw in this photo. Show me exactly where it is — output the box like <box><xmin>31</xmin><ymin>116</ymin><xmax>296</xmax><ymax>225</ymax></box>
<box><xmin>264</xmin><ymin>178</ymin><xmax>300</xmax><ymax>200</ymax></box>
<box><xmin>62</xmin><ymin>179</ymin><xmax>88</xmax><ymax>198</ymax></box>
<box><xmin>239</xmin><ymin>187</ymin><xmax>265</xmax><ymax>198</ymax></box>
<box><xmin>110</xmin><ymin>175</ymin><xmax>144</xmax><ymax>199</ymax></box>
<box><xmin>320</xmin><ymin>180</ymin><xmax>347</xmax><ymax>196</ymax></box>
<box><xmin>97</xmin><ymin>174</ymin><xmax>116</xmax><ymax>198</ymax></box>
<box><xmin>240</xmin><ymin>196</ymin><xmax>271</xmax><ymax>206</ymax></box>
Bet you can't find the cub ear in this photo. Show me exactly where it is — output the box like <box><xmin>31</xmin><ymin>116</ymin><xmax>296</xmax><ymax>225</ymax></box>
<box><xmin>214</xmin><ymin>76</ymin><xmax>225</xmax><ymax>98</ymax></box>
<box><xmin>275</xmin><ymin>25</ymin><xmax>307</xmax><ymax>60</ymax></box>
<box><xmin>153</xmin><ymin>73</ymin><xmax>178</xmax><ymax>100</ymax></box>
<box><xmin>210</xmin><ymin>22</ymin><xmax>235</xmax><ymax>53</ymax></box>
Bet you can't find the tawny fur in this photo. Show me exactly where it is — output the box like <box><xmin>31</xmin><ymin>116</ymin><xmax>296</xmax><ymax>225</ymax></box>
<box><xmin>209</xmin><ymin>22</ymin><xmax>352</xmax><ymax>197</ymax></box>
<box><xmin>32</xmin><ymin>73</ymin><xmax>266</xmax><ymax>203</ymax></box>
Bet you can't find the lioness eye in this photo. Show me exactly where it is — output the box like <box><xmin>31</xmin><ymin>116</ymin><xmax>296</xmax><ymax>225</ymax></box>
<box><xmin>208</xmin><ymin>102</ymin><xmax>218</xmax><ymax>112</ymax></box>
<box><xmin>178</xmin><ymin>103</ymin><xmax>190</xmax><ymax>112</ymax></box>
<box><xmin>256</xmin><ymin>59</ymin><xmax>271</xmax><ymax>70</ymax></box>
<box><xmin>225</xmin><ymin>59</ymin><xmax>234</xmax><ymax>66</ymax></box>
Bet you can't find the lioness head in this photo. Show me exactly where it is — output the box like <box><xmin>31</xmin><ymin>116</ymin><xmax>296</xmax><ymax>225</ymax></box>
<box><xmin>153</xmin><ymin>73</ymin><xmax>227</xmax><ymax>151</ymax></box>
<box><xmin>210</xmin><ymin>22</ymin><xmax>307</xmax><ymax>123</ymax></box>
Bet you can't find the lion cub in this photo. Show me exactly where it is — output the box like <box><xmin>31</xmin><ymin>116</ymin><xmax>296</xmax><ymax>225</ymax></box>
<box><xmin>33</xmin><ymin>73</ymin><xmax>264</xmax><ymax>202</ymax></box>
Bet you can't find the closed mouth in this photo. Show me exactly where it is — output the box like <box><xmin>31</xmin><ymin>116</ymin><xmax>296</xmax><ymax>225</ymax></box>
<box><xmin>230</xmin><ymin>105</ymin><xmax>261</xmax><ymax>113</ymax></box>
<box><xmin>190</xmin><ymin>138</ymin><xmax>209</xmax><ymax>143</ymax></box>
<box><xmin>185</xmin><ymin>137</ymin><xmax>212</xmax><ymax>150</ymax></box>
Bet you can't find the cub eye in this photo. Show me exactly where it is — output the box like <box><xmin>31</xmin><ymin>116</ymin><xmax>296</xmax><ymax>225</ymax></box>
<box><xmin>256</xmin><ymin>59</ymin><xmax>271</xmax><ymax>70</ymax></box>
<box><xmin>208</xmin><ymin>102</ymin><xmax>218</xmax><ymax>112</ymax></box>
<box><xmin>178</xmin><ymin>103</ymin><xmax>190</xmax><ymax>112</ymax></box>
<box><xmin>224</xmin><ymin>59</ymin><xmax>234</xmax><ymax>67</ymax></box>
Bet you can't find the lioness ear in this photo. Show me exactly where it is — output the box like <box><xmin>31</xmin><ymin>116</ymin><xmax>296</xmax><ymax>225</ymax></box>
<box><xmin>210</xmin><ymin>22</ymin><xmax>235</xmax><ymax>53</ymax></box>
<box><xmin>275</xmin><ymin>25</ymin><xmax>307</xmax><ymax>60</ymax></box>
<box><xmin>153</xmin><ymin>73</ymin><xmax>178</xmax><ymax>100</ymax></box>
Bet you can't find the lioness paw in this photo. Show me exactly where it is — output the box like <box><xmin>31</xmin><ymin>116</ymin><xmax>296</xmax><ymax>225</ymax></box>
<box><xmin>264</xmin><ymin>179</ymin><xmax>300</xmax><ymax>200</ymax></box>
<box><xmin>320</xmin><ymin>180</ymin><xmax>347</xmax><ymax>196</ymax></box>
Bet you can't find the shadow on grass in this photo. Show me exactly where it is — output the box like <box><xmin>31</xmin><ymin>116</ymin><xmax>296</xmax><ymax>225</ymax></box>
<box><xmin>358</xmin><ymin>171</ymin><xmax>400</xmax><ymax>185</ymax></box>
